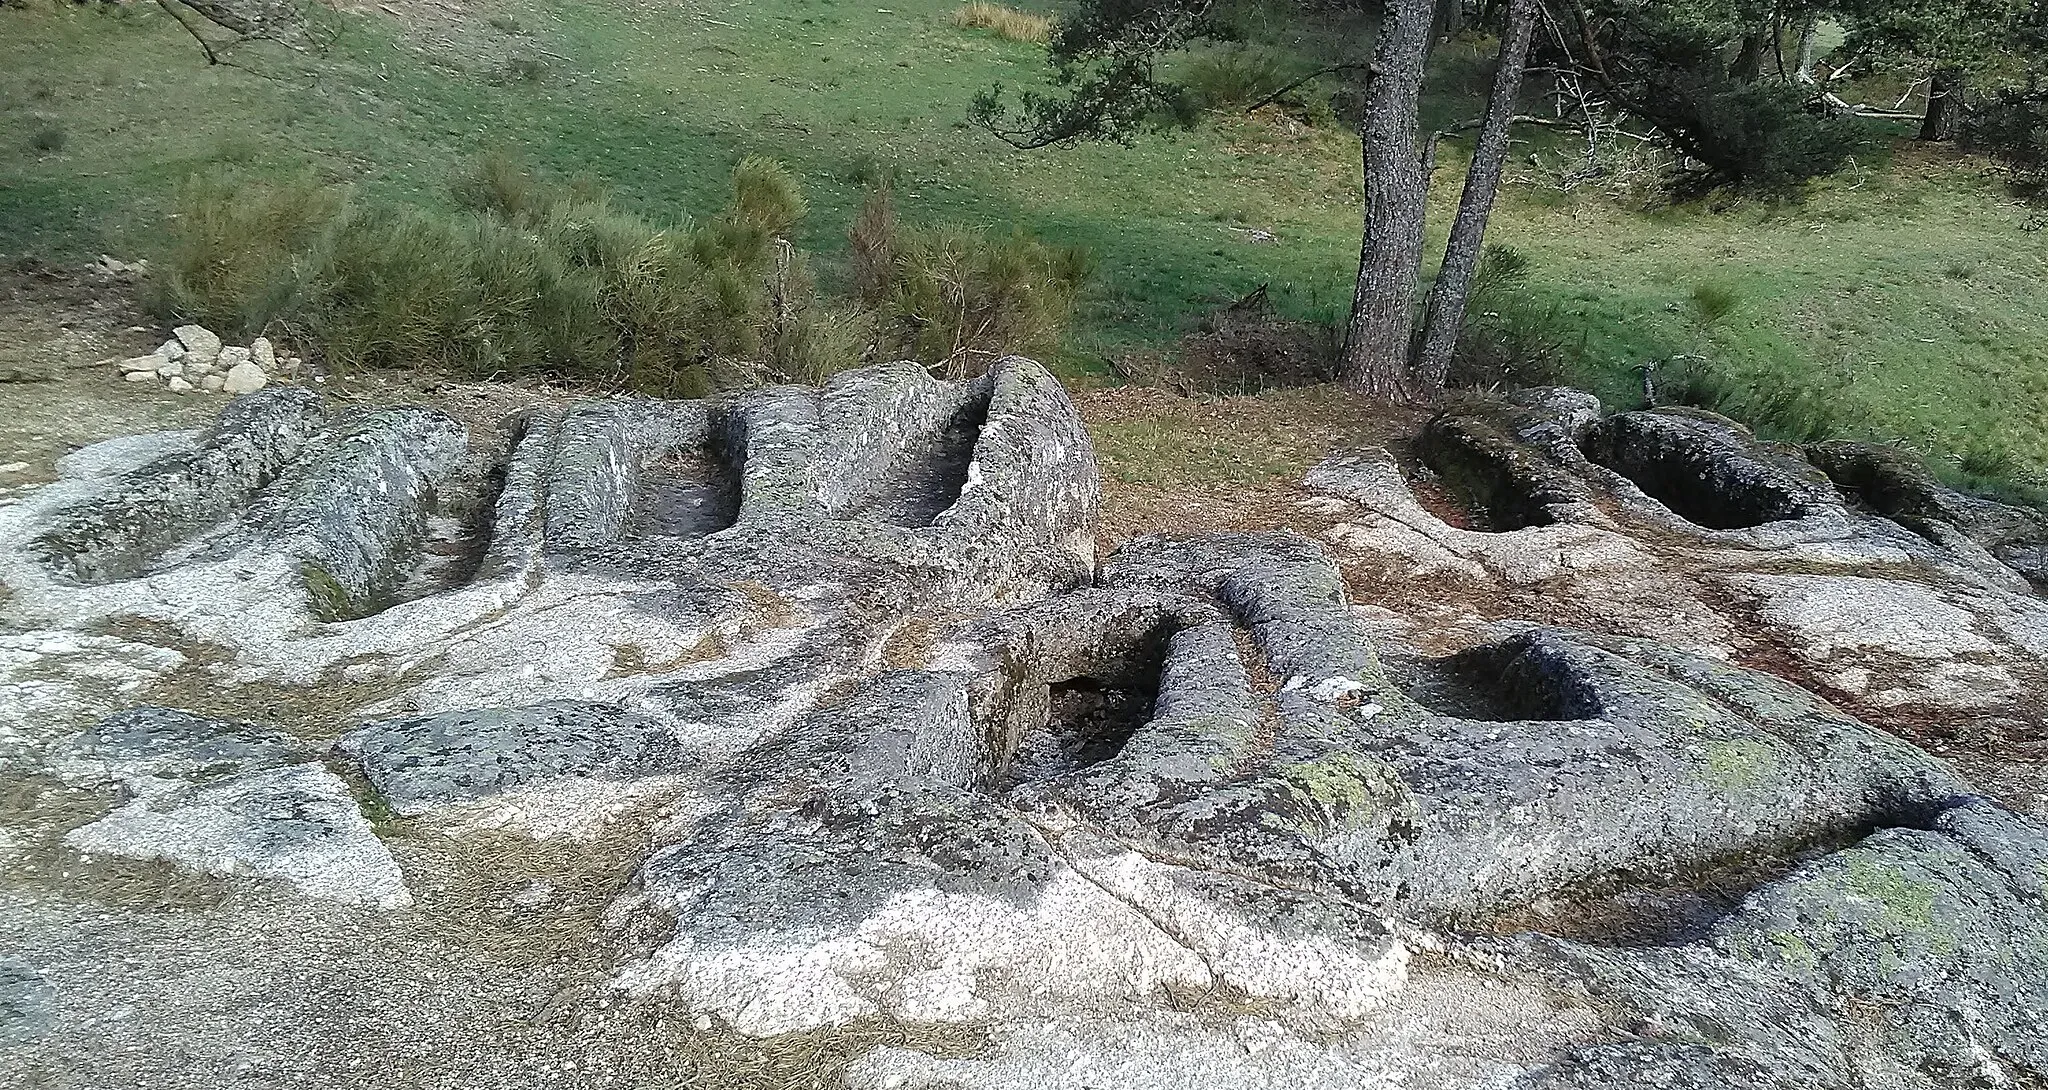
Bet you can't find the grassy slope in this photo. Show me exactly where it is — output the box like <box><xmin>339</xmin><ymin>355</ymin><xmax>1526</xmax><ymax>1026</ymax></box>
<box><xmin>2</xmin><ymin>0</ymin><xmax>2045</xmax><ymax>473</ymax></box>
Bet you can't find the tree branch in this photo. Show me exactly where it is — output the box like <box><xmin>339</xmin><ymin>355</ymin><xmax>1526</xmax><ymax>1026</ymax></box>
<box><xmin>1240</xmin><ymin>62</ymin><xmax>1371</xmax><ymax>114</ymax></box>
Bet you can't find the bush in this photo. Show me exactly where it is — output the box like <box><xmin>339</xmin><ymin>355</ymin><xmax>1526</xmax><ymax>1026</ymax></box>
<box><xmin>948</xmin><ymin>2</ymin><xmax>1050</xmax><ymax>43</ymax></box>
<box><xmin>1576</xmin><ymin>4</ymin><xmax>1871</xmax><ymax>195</ymax></box>
<box><xmin>1689</xmin><ymin>282</ymin><xmax>1740</xmax><ymax>323</ymax></box>
<box><xmin>1966</xmin><ymin>85</ymin><xmax>2048</xmax><ymax>199</ymax></box>
<box><xmin>1664</xmin><ymin>81</ymin><xmax>1871</xmax><ymax>196</ymax></box>
<box><xmin>29</xmin><ymin>124</ymin><xmax>65</xmax><ymax>152</ymax></box>
<box><xmin>1447</xmin><ymin>246</ymin><xmax>1573</xmax><ymax>389</ymax></box>
<box><xmin>152</xmin><ymin>172</ymin><xmax>348</xmax><ymax>338</ymax></box>
<box><xmin>881</xmin><ymin>226</ymin><xmax>1090</xmax><ymax>374</ymax></box>
<box><xmin>154</xmin><ymin>156</ymin><xmax>860</xmax><ymax>394</ymax></box>
<box><xmin>1179</xmin><ymin>44</ymin><xmax>1291</xmax><ymax>111</ymax></box>
<box><xmin>1651</xmin><ymin>356</ymin><xmax>1845</xmax><ymax>444</ymax></box>
<box><xmin>849</xmin><ymin>187</ymin><xmax>1090</xmax><ymax>374</ymax></box>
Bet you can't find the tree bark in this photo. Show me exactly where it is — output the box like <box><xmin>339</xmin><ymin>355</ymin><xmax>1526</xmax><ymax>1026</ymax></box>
<box><xmin>1731</xmin><ymin>28</ymin><xmax>1769</xmax><ymax>83</ymax></box>
<box><xmin>1921</xmin><ymin>70</ymin><xmax>1963</xmax><ymax>141</ymax></box>
<box><xmin>1340</xmin><ymin>0</ymin><xmax>1436</xmax><ymax>398</ymax></box>
<box><xmin>1433</xmin><ymin>0</ymin><xmax>1466</xmax><ymax>41</ymax></box>
<box><xmin>1413</xmin><ymin>0</ymin><xmax>1539</xmax><ymax>392</ymax></box>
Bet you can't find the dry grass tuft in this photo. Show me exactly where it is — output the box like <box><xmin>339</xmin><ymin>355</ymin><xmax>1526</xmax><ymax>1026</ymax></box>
<box><xmin>948</xmin><ymin>2</ymin><xmax>1050</xmax><ymax>43</ymax></box>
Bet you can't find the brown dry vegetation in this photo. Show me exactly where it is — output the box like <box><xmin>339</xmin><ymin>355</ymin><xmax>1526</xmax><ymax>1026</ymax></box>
<box><xmin>947</xmin><ymin>1</ymin><xmax>1050</xmax><ymax>42</ymax></box>
<box><xmin>1074</xmin><ymin>385</ymin><xmax>1431</xmax><ymax>550</ymax></box>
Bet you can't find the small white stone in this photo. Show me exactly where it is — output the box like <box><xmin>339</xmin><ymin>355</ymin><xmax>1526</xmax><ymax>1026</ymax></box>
<box><xmin>155</xmin><ymin>339</ymin><xmax>186</xmax><ymax>361</ymax></box>
<box><xmin>155</xmin><ymin>359</ymin><xmax>185</xmax><ymax>378</ymax></box>
<box><xmin>0</xmin><ymin>462</ymin><xmax>28</xmax><ymax>474</ymax></box>
<box><xmin>200</xmin><ymin>373</ymin><xmax>225</xmax><ymax>393</ymax></box>
<box><xmin>117</xmin><ymin>354</ymin><xmax>165</xmax><ymax>373</ymax></box>
<box><xmin>173</xmin><ymin>324</ymin><xmax>222</xmax><ymax>362</ymax></box>
<box><xmin>166</xmin><ymin>376</ymin><xmax>194</xmax><ymax>394</ymax></box>
<box><xmin>124</xmin><ymin>370</ymin><xmax>157</xmax><ymax>383</ymax></box>
<box><xmin>219</xmin><ymin>345</ymin><xmax>251</xmax><ymax>368</ymax></box>
<box><xmin>222</xmin><ymin>362</ymin><xmax>268</xmax><ymax>395</ymax></box>
<box><xmin>185</xmin><ymin>357</ymin><xmax>215</xmax><ymax>376</ymax></box>
<box><xmin>250</xmin><ymin>337</ymin><xmax>276</xmax><ymax>369</ymax></box>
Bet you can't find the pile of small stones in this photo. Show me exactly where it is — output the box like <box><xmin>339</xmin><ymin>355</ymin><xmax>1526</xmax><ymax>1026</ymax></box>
<box><xmin>107</xmin><ymin>324</ymin><xmax>301</xmax><ymax>396</ymax></box>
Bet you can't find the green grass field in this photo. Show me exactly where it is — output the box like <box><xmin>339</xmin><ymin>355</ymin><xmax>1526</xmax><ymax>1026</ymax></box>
<box><xmin>3</xmin><ymin>0</ymin><xmax>2045</xmax><ymax>478</ymax></box>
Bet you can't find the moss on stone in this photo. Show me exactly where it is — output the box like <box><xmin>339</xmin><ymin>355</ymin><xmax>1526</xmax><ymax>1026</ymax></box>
<box><xmin>1703</xmin><ymin>737</ymin><xmax>1780</xmax><ymax>790</ymax></box>
<box><xmin>301</xmin><ymin>563</ymin><xmax>360</xmax><ymax>622</ymax></box>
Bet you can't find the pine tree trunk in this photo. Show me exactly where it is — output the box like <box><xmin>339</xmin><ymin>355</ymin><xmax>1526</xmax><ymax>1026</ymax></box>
<box><xmin>1922</xmin><ymin>71</ymin><xmax>1963</xmax><ymax>142</ymax></box>
<box><xmin>1413</xmin><ymin>0</ymin><xmax>1539</xmax><ymax>392</ymax></box>
<box><xmin>1731</xmin><ymin>29</ymin><xmax>1768</xmax><ymax>82</ymax></box>
<box><xmin>1340</xmin><ymin>0</ymin><xmax>1436</xmax><ymax>398</ymax></box>
<box><xmin>1433</xmin><ymin>0</ymin><xmax>1466</xmax><ymax>40</ymax></box>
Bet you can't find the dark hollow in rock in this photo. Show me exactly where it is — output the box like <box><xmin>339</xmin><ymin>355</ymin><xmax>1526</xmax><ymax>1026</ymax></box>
<box><xmin>1386</xmin><ymin>637</ymin><xmax>1605</xmax><ymax>722</ymax></box>
<box><xmin>1001</xmin><ymin>624</ymin><xmax>1170</xmax><ymax>788</ymax></box>
<box><xmin>391</xmin><ymin>418</ymin><xmax>528</xmax><ymax>604</ymax></box>
<box><xmin>1578</xmin><ymin>413</ymin><xmax>1810</xmax><ymax>530</ymax></box>
<box><xmin>1416</xmin><ymin>413</ymin><xmax>1573</xmax><ymax>532</ymax></box>
<box><xmin>841</xmin><ymin>383</ymin><xmax>991</xmax><ymax>529</ymax></box>
<box><xmin>629</xmin><ymin>413</ymin><xmax>744</xmax><ymax>539</ymax></box>
<box><xmin>1485</xmin><ymin>830</ymin><xmax>1869</xmax><ymax>948</ymax></box>
<box><xmin>1811</xmin><ymin>439</ymin><xmax>2048</xmax><ymax>589</ymax></box>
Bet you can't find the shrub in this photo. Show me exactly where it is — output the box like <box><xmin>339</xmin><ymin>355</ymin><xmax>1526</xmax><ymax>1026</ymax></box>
<box><xmin>153</xmin><ymin>172</ymin><xmax>348</xmax><ymax>339</ymax></box>
<box><xmin>1447</xmin><ymin>246</ymin><xmax>1573</xmax><ymax>389</ymax></box>
<box><xmin>1688</xmin><ymin>282</ymin><xmax>1740</xmax><ymax>324</ymax></box>
<box><xmin>1650</xmin><ymin>356</ymin><xmax>1845</xmax><ymax>444</ymax></box>
<box><xmin>154</xmin><ymin>156</ymin><xmax>861</xmax><ymax>394</ymax></box>
<box><xmin>850</xmin><ymin>187</ymin><xmax>1089</xmax><ymax>374</ymax></box>
<box><xmin>848</xmin><ymin>185</ymin><xmax>898</xmax><ymax>306</ymax></box>
<box><xmin>29</xmin><ymin>124</ymin><xmax>65</xmax><ymax>153</ymax></box>
<box><xmin>1179</xmin><ymin>43</ymin><xmax>1291</xmax><ymax>112</ymax></box>
<box><xmin>1966</xmin><ymin>85</ymin><xmax>2048</xmax><ymax>200</ymax></box>
<box><xmin>1577</xmin><ymin>5</ymin><xmax>1872</xmax><ymax>195</ymax></box>
<box><xmin>948</xmin><ymin>2</ymin><xmax>1050</xmax><ymax>44</ymax></box>
<box><xmin>1663</xmin><ymin>82</ymin><xmax>1871</xmax><ymax>196</ymax></box>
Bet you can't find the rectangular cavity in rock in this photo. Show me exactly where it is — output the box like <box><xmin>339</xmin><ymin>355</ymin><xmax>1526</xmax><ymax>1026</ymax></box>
<box><xmin>839</xmin><ymin>381</ymin><xmax>992</xmax><ymax>529</ymax></box>
<box><xmin>32</xmin><ymin>389</ymin><xmax>325</xmax><ymax>584</ymax></box>
<box><xmin>1417</xmin><ymin>416</ymin><xmax>1564</xmax><ymax>533</ymax></box>
<box><xmin>388</xmin><ymin>419</ymin><xmax>526</xmax><ymax>605</ymax></box>
<box><xmin>1384</xmin><ymin>639</ymin><xmax>1603</xmax><ymax>723</ymax></box>
<box><xmin>1578</xmin><ymin>415</ymin><xmax>1806</xmax><ymax>531</ymax></box>
<box><xmin>629</xmin><ymin>416</ymin><xmax>744</xmax><ymax>539</ymax></box>
<box><xmin>1001</xmin><ymin>628</ymin><xmax>1169</xmax><ymax>788</ymax></box>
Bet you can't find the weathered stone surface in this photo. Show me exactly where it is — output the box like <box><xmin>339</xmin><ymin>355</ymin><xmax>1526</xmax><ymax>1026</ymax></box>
<box><xmin>30</xmin><ymin>387</ymin><xmax>327</xmax><ymax>584</ymax></box>
<box><xmin>53</xmin><ymin>707</ymin><xmax>410</xmax><ymax>909</ymax></box>
<box><xmin>66</xmin><ymin>762</ymin><xmax>412</xmax><ymax>909</ymax></box>
<box><xmin>0</xmin><ymin>959</ymin><xmax>55</xmax><ymax>1048</ymax></box>
<box><xmin>221</xmin><ymin>361</ymin><xmax>267</xmax><ymax>395</ymax></box>
<box><xmin>342</xmin><ymin>700</ymin><xmax>692</xmax><ymax>817</ymax></box>
<box><xmin>231</xmin><ymin>407</ymin><xmax>467</xmax><ymax>619</ymax></box>
<box><xmin>171</xmin><ymin>324</ymin><xmax>221</xmax><ymax>363</ymax></box>
<box><xmin>3</xmin><ymin>363</ymin><xmax>2042</xmax><ymax>1088</ymax></box>
<box><xmin>1305</xmin><ymin>391</ymin><xmax>2048</xmax><ymax>754</ymax></box>
<box><xmin>1505</xmin><ymin>798</ymin><xmax>2048</xmax><ymax>1090</ymax></box>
